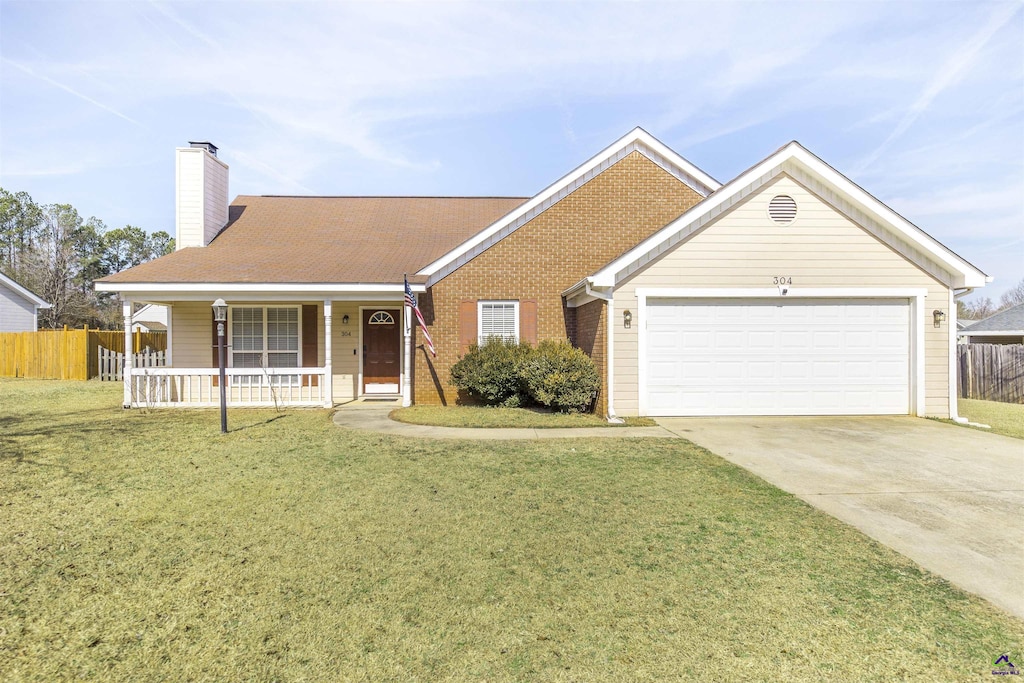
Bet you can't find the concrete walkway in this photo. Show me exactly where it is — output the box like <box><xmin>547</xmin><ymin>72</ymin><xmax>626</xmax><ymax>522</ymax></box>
<box><xmin>657</xmin><ymin>416</ymin><xmax>1024</xmax><ymax>620</ymax></box>
<box><xmin>331</xmin><ymin>404</ymin><xmax>676</xmax><ymax>440</ymax></box>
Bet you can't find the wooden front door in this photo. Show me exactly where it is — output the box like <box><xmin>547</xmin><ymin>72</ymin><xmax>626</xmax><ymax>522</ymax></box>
<box><xmin>362</xmin><ymin>309</ymin><xmax>401</xmax><ymax>393</ymax></box>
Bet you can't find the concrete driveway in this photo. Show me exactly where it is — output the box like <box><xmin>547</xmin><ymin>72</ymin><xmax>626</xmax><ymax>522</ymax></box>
<box><xmin>656</xmin><ymin>416</ymin><xmax>1024</xmax><ymax>620</ymax></box>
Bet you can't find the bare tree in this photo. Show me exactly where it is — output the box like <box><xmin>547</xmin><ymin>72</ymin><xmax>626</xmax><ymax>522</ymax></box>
<box><xmin>998</xmin><ymin>277</ymin><xmax>1024</xmax><ymax>310</ymax></box>
<box><xmin>957</xmin><ymin>296</ymin><xmax>996</xmax><ymax>321</ymax></box>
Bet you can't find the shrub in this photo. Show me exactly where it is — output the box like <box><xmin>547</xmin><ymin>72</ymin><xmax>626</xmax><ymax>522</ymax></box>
<box><xmin>523</xmin><ymin>340</ymin><xmax>600</xmax><ymax>413</ymax></box>
<box><xmin>450</xmin><ymin>338</ymin><xmax>531</xmax><ymax>407</ymax></box>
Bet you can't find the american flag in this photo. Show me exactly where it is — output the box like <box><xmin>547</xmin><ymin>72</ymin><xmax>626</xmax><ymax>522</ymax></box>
<box><xmin>404</xmin><ymin>277</ymin><xmax>436</xmax><ymax>357</ymax></box>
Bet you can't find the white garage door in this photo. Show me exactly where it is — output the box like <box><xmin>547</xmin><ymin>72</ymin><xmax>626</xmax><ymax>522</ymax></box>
<box><xmin>645</xmin><ymin>298</ymin><xmax>910</xmax><ymax>416</ymax></box>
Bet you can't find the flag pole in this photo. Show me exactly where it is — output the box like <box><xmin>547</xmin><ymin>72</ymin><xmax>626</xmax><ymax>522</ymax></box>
<box><xmin>402</xmin><ymin>273</ymin><xmax>413</xmax><ymax>407</ymax></box>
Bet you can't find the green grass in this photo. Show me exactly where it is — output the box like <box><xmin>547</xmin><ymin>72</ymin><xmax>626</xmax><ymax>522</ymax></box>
<box><xmin>955</xmin><ymin>398</ymin><xmax>1024</xmax><ymax>439</ymax></box>
<box><xmin>390</xmin><ymin>405</ymin><xmax>657</xmax><ymax>428</ymax></box>
<box><xmin>1</xmin><ymin>379</ymin><xmax>1021</xmax><ymax>681</ymax></box>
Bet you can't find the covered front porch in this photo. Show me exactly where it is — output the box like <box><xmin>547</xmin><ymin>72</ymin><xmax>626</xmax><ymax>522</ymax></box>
<box><xmin>112</xmin><ymin>285</ymin><xmax>422</xmax><ymax>409</ymax></box>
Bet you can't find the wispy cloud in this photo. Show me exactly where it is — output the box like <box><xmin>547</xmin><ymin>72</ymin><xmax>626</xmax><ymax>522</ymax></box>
<box><xmin>2</xmin><ymin>58</ymin><xmax>143</xmax><ymax>127</ymax></box>
<box><xmin>851</xmin><ymin>2</ymin><xmax>1022</xmax><ymax>174</ymax></box>
<box><xmin>0</xmin><ymin>1</ymin><xmax>1020</xmax><ymax>298</ymax></box>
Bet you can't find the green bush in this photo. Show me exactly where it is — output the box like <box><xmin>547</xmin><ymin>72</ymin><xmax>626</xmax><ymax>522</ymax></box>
<box><xmin>450</xmin><ymin>338</ymin><xmax>532</xmax><ymax>407</ymax></box>
<box><xmin>523</xmin><ymin>340</ymin><xmax>600</xmax><ymax>413</ymax></box>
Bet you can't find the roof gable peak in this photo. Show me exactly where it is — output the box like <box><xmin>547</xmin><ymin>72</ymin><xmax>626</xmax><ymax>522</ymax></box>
<box><xmin>587</xmin><ymin>140</ymin><xmax>988</xmax><ymax>290</ymax></box>
<box><xmin>418</xmin><ymin>128</ymin><xmax>719</xmax><ymax>284</ymax></box>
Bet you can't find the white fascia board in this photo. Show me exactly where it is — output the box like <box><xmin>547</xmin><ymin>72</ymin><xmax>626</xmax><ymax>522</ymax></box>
<box><xmin>632</xmin><ymin>128</ymin><xmax>721</xmax><ymax>191</ymax></box>
<box><xmin>95</xmin><ymin>282</ymin><xmax>425</xmax><ymax>300</ymax></box>
<box><xmin>962</xmin><ymin>330</ymin><xmax>1024</xmax><ymax>336</ymax></box>
<box><xmin>417</xmin><ymin>127</ymin><xmax>719</xmax><ymax>283</ymax></box>
<box><xmin>592</xmin><ymin>142</ymin><xmax>989</xmax><ymax>289</ymax></box>
<box><xmin>591</xmin><ymin>150</ymin><xmax>791</xmax><ymax>287</ymax></box>
<box><xmin>561</xmin><ymin>278</ymin><xmax>590</xmax><ymax>300</ymax></box>
<box><xmin>784</xmin><ymin>146</ymin><xmax>988</xmax><ymax>288</ymax></box>
<box><xmin>0</xmin><ymin>272</ymin><xmax>50</xmax><ymax>307</ymax></box>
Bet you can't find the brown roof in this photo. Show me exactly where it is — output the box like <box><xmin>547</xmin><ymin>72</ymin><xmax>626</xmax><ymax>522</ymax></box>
<box><xmin>99</xmin><ymin>195</ymin><xmax>527</xmax><ymax>285</ymax></box>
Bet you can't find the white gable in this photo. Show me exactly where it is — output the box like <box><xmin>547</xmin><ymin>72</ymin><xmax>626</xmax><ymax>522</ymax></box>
<box><xmin>588</xmin><ymin>142</ymin><xmax>988</xmax><ymax>290</ymax></box>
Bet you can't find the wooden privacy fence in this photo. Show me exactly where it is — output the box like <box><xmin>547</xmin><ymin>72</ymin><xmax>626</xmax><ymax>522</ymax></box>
<box><xmin>958</xmin><ymin>343</ymin><xmax>1024</xmax><ymax>404</ymax></box>
<box><xmin>0</xmin><ymin>327</ymin><xmax>167</xmax><ymax>380</ymax></box>
<box><xmin>97</xmin><ymin>347</ymin><xmax>167</xmax><ymax>381</ymax></box>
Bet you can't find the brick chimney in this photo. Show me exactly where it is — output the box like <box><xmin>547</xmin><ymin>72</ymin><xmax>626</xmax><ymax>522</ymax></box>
<box><xmin>175</xmin><ymin>141</ymin><xmax>228</xmax><ymax>249</ymax></box>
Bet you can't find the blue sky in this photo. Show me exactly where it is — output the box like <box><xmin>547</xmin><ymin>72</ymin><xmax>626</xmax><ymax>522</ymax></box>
<box><xmin>1</xmin><ymin>1</ymin><xmax>1021</xmax><ymax>302</ymax></box>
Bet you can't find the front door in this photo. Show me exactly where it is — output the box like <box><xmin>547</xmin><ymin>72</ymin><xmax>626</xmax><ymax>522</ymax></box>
<box><xmin>362</xmin><ymin>309</ymin><xmax>401</xmax><ymax>393</ymax></box>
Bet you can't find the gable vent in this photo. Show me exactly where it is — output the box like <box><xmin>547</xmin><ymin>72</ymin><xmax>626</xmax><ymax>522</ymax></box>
<box><xmin>768</xmin><ymin>194</ymin><xmax>798</xmax><ymax>224</ymax></box>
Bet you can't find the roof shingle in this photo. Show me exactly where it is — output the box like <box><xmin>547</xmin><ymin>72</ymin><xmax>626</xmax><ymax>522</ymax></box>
<box><xmin>99</xmin><ymin>195</ymin><xmax>527</xmax><ymax>285</ymax></box>
<box><xmin>964</xmin><ymin>303</ymin><xmax>1024</xmax><ymax>332</ymax></box>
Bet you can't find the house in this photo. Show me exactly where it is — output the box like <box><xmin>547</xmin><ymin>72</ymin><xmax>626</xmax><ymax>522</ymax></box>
<box><xmin>958</xmin><ymin>303</ymin><xmax>1024</xmax><ymax>345</ymax></box>
<box><xmin>0</xmin><ymin>271</ymin><xmax>50</xmax><ymax>332</ymax></box>
<box><xmin>96</xmin><ymin>131</ymin><xmax>989</xmax><ymax>419</ymax></box>
<box><xmin>131</xmin><ymin>303</ymin><xmax>169</xmax><ymax>332</ymax></box>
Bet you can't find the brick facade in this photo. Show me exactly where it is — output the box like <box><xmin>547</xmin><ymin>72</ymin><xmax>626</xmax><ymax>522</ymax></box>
<box><xmin>413</xmin><ymin>151</ymin><xmax>704</xmax><ymax>406</ymax></box>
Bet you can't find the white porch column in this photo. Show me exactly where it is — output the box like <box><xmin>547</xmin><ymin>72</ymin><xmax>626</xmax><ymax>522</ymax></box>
<box><xmin>323</xmin><ymin>300</ymin><xmax>333</xmax><ymax>408</ymax></box>
<box><xmin>122</xmin><ymin>300</ymin><xmax>133</xmax><ymax>408</ymax></box>
<box><xmin>402</xmin><ymin>303</ymin><xmax>412</xmax><ymax>407</ymax></box>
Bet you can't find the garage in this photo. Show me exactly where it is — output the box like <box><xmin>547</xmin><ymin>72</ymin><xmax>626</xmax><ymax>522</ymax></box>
<box><xmin>644</xmin><ymin>298</ymin><xmax>911</xmax><ymax>416</ymax></box>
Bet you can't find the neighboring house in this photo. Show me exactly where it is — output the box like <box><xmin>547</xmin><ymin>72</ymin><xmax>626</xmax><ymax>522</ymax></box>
<box><xmin>958</xmin><ymin>304</ymin><xmax>1024</xmax><ymax>345</ymax></box>
<box><xmin>0</xmin><ymin>271</ymin><xmax>50</xmax><ymax>332</ymax></box>
<box><xmin>131</xmin><ymin>303</ymin><xmax>169</xmax><ymax>332</ymax></box>
<box><xmin>96</xmin><ymin>132</ymin><xmax>989</xmax><ymax>419</ymax></box>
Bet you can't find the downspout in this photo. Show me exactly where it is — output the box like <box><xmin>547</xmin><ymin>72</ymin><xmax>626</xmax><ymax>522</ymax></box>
<box><xmin>585</xmin><ymin>282</ymin><xmax>622</xmax><ymax>424</ymax></box>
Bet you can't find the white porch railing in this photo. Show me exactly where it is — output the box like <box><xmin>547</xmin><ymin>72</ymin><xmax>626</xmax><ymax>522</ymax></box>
<box><xmin>127</xmin><ymin>367</ymin><xmax>327</xmax><ymax>407</ymax></box>
<box><xmin>99</xmin><ymin>347</ymin><xmax>166</xmax><ymax>381</ymax></box>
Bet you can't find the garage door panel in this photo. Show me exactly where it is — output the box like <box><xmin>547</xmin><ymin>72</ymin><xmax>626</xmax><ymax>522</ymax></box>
<box><xmin>747</xmin><ymin>361</ymin><xmax>776</xmax><ymax>378</ymax></box>
<box><xmin>645</xmin><ymin>298</ymin><xmax>910</xmax><ymax>416</ymax></box>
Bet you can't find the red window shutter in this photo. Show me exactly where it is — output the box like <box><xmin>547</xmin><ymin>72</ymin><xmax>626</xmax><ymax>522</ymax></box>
<box><xmin>301</xmin><ymin>305</ymin><xmax>318</xmax><ymax>367</ymax></box>
<box><xmin>520</xmin><ymin>299</ymin><xmax>537</xmax><ymax>346</ymax></box>
<box><xmin>459</xmin><ymin>300</ymin><xmax>477</xmax><ymax>355</ymax></box>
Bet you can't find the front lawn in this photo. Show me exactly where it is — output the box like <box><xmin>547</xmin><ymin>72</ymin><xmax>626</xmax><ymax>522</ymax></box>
<box><xmin>957</xmin><ymin>397</ymin><xmax>1024</xmax><ymax>439</ymax></box>
<box><xmin>1</xmin><ymin>379</ymin><xmax>1020</xmax><ymax>681</ymax></box>
<box><xmin>390</xmin><ymin>405</ymin><xmax>657</xmax><ymax>428</ymax></box>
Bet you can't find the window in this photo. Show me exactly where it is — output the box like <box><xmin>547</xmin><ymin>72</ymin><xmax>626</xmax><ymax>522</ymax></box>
<box><xmin>230</xmin><ymin>306</ymin><xmax>300</xmax><ymax>368</ymax></box>
<box><xmin>478</xmin><ymin>301</ymin><xmax>518</xmax><ymax>343</ymax></box>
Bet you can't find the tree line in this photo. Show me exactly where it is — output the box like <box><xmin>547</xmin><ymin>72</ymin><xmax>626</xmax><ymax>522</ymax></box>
<box><xmin>1</xmin><ymin>188</ymin><xmax>173</xmax><ymax>329</ymax></box>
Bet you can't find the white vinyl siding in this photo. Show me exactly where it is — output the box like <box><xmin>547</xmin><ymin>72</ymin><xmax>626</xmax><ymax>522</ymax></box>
<box><xmin>612</xmin><ymin>173</ymin><xmax>952</xmax><ymax>418</ymax></box>
<box><xmin>0</xmin><ymin>286</ymin><xmax>37</xmax><ymax>331</ymax></box>
<box><xmin>478</xmin><ymin>301</ymin><xmax>519</xmax><ymax>343</ymax></box>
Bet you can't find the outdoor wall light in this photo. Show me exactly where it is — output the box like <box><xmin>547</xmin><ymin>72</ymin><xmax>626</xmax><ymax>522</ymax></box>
<box><xmin>342</xmin><ymin>314</ymin><xmax>350</xmax><ymax>325</ymax></box>
<box><xmin>933</xmin><ymin>309</ymin><xmax>946</xmax><ymax>327</ymax></box>
<box><xmin>212</xmin><ymin>298</ymin><xmax>228</xmax><ymax>322</ymax></box>
<box><xmin>623</xmin><ymin>309</ymin><xmax>632</xmax><ymax>328</ymax></box>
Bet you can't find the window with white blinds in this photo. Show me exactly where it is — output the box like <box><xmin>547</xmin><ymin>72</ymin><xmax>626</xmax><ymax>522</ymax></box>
<box><xmin>478</xmin><ymin>301</ymin><xmax>519</xmax><ymax>343</ymax></box>
<box><xmin>230</xmin><ymin>306</ymin><xmax>300</xmax><ymax>368</ymax></box>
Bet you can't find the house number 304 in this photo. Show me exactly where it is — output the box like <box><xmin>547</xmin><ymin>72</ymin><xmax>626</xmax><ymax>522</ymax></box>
<box><xmin>773</xmin><ymin>276</ymin><xmax>792</xmax><ymax>285</ymax></box>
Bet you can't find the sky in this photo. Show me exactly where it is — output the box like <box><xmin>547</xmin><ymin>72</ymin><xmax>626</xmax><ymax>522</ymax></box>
<box><xmin>1</xmin><ymin>0</ymin><xmax>1021</xmax><ymax>303</ymax></box>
